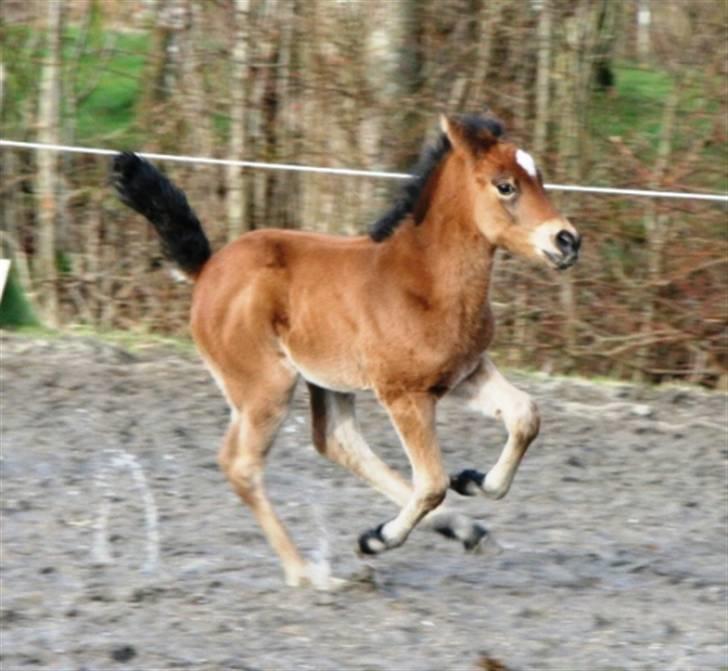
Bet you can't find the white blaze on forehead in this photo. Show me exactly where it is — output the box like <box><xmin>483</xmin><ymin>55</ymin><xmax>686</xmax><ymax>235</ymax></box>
<box><xmin>515</xmin><ymin>149</ymin><xmax>538</xmax><ymax>177</ymax></box>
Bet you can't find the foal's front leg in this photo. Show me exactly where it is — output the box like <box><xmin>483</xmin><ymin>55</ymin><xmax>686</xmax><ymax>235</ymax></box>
<box><xmin>358</xmin><ymin>392</ymin><xmax>449</xmax><ymax>555</ymax></box>
<box><xmin>308</xmin><ymin>384</ymin><xmax>488</xmax><ymax>551</ymax></box>
<box><xmin>450</xmin><ymin>355</ymin><xmax>540</xmax><ymax>500</ymax></box>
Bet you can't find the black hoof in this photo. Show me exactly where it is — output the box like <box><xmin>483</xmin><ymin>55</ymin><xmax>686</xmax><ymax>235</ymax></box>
<box><xmin>433</xmin><ymin>520</ymin><xmax>490</xmax><ymax>552</ymax></box>
<box><xmin>433</xmin><ymin>525</ymin><xmax>458</xmax><ymax>541</ymax></box>
<box><xmin>463</xmin><ymin>523</ymin><xmax>489</xmax><ymax>552</ymax></box>
<box><xmin>450</xmin><ymin>469</ymin><xmax>485</xmax><ymax>496</ymax></box>
<box><xmin>358</xmin><ymin>523</ymin><xmax>388</xmax><ymax>556</ymax></box>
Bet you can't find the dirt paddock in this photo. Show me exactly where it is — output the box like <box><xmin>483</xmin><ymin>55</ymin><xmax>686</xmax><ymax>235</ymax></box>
<box><xmin>1</xmin><ymin>333</ymin><xmax>726</xmax><ymax>670</ymax></box>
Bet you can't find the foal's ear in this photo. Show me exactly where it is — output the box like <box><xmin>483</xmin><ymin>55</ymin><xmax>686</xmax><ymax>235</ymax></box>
<box><xmin>440</xmin><ymin>114</ymin><xmax>498</xmax><ymax>156</ymax></box>
<box><xmin>440</xmin><ymin>115</ymin><xmax>469</xmax><ymax>154</ymax></box>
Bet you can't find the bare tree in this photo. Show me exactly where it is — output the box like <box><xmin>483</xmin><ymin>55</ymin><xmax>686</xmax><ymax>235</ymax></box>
<box><xmin>226</xmin><ymin>0</ymin><xmax>250</xmax><ymax>240</ymax></box>
<box><xmin>181</xmin><ymin>1</ymin><xmax>213</xmax><ymax>159</ymax></box>
<box><xmin>468</xmin><ymin>0</ymin><xmax>502</xmax><ymax>108</ymax></box>
<box><xmin>137</xmin><ymin>0</ymin><xmax>186</xmax><ymax>142</ymax></box>
<box><xmin>35</xmin><ymin>0</ymin><xmax>64</xmax><ymax>326</ymax></box>
<box><xmin>636</xmin><ymin>0</ymin><xmax>652</xmax><ymax>65</ymax></box>
<box><xmin>533</xmin><ymin>0</ymin><xmax>552</xmax><ymax>158</ymax></box>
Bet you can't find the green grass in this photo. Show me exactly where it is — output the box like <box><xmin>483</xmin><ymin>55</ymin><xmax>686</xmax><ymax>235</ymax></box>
<box><xmin>589</xmin><ymin>61</ymin><xmax>727</xmax><ymax>191</ymax></box>
<box><xmin>69</xmin><ymin>30</ymin><xmax>149</xmax><ymax>145</ymax></box>
<box><xmin>66</xmin><ymin>325</ymin><xmax>196</xmax><ymax>355</ymax></box>
<box><xmin>592</xmin><ymin>63</ymin><xmax>675</xmax><ymax>142</ymax></box>
<box><xmin>4</xmin><ymin>25</ymin><xmax>148</xmax><ymax>146</ymax></box>
<box><xmin>2</xmin><ymin>323</ymin><xmax>196</xmax><ymax>356</ymax></box>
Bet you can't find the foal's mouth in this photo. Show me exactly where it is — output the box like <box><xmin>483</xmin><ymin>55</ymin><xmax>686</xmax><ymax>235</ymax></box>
<box><xmin>544</xmin><ymin>250</ymin><xmax>579</xmax><ymax>270</ymax></box>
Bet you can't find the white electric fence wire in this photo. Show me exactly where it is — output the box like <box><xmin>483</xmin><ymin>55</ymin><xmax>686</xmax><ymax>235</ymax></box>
<box><xmin>1</xmin><ymin>138</ymin><xmax>727</xmax><ymax>202</ymax></box>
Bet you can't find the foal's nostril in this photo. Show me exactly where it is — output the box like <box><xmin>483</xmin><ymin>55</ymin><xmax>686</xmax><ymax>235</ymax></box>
<box><xmin>556</xmin><ymin>230</ymin><xmax>579</xmax><ymax>255</ymax></box>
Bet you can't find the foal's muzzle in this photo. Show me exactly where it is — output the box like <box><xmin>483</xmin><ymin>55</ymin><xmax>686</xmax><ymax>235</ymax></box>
<box><xmin>547</xmin><ymin>230</ymin><xmax>581</xmax><ymax>270</ymax></box>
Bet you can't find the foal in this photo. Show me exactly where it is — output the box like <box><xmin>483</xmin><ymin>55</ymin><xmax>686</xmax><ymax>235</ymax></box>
<box><xmin>113</xmin><ymin>114</ymin><xmax>580</xmax><ymax>586</ymax></box>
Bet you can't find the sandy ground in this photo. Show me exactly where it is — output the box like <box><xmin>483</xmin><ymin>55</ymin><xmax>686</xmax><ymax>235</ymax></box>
<box><xmin>1</xmin><ymin>332</ymin><xmax>726</xmax><ymax>671</ymax></box>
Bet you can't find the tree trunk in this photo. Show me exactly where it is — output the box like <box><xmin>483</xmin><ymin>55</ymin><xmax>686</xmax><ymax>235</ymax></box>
<box><xmin>181</xmin><ymin>1</ymin><xmax>212</xmax><ymax>157</ymax></box>
<box><xmin>0</xmin><ymin>60</ymin><xmax>4</xmax><ymax>117</ymax></box>
<box><xmin>226</xmin><ymin>0</ymin><xmax>250</xmax><ymax>241</ymax></box>
<box><xmin>392</xmin><ymin>0</ymin><xmax>426</xmax><ymax>168</ymax></box>
<box><xmin>636</xmin><ymin>78</ymin><xmax>681</xmax><ymax>380</ymax></box>
<box><xmin>555</xmin><ymin>11</ymin><xmax>580</xmax><ymax>181</ymax></box>
<box><xmin>507</xmin><ymin>1</ymin><xmax>551</xmax><ymax>366</ymax></box>
<box><xmin>469</xmin><ymin>0</ymin><xmax>501</xmax><ymax>108</ymax></box>
<box><xmin>533</xmin><ymin>0</ymin><xmax>552</xmax><ymax>158</ymax></box>
<box><xmin>35</xmin><ymin>0</ymin><xmax>64</xmax><ymax>326</ymax></box>
<box><xmin>636</xmin><ymin>0</ymin><xmax>651</xmax><ymax>66</ymax></box>
<box><xmin>269</xmin><ymin>0</ymin><xmax>298</xmax><ymax>229</ymax></box>
<box><xmin>552</xmin><ymin>0</ymin><xmax>602</xmax><ymax>359</ymax></box>
<box><xmin>299</xmin><ymin>0</ymin><xmax>322</xmax><ymax>232</ymax></box>
<box><xmin>137</xmin><ymin>0</ymin><xmax>185</xmax><ymax>142</ymax></box>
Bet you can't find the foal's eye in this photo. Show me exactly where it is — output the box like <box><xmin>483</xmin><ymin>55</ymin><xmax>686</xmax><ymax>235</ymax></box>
<box><xmin>496</xmin><ymin>182</ymin><xmax>516</xmax><ymax>197</ymax></box>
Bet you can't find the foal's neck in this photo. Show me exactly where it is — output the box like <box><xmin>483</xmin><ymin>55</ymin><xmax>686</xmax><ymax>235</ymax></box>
<box><xmin>414</xmin><ymin>161</ymin><xmax>496</xmax><ymax>305</ymax></box>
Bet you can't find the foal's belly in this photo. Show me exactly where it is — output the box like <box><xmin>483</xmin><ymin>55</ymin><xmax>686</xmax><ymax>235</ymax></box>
<box><xmin>277</xmin><ymin>299</ymin><xmax>495</xmax><ymax>396</ymax></box>
<box><xmin>279</xmin><ymin>342</ymin><xmax>368</xmax><ymax>393</ymax></box>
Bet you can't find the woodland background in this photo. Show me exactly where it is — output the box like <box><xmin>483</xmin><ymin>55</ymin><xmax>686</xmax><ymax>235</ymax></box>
<box><xmin>1</xmin><ymin>0</ymin><xmax>726</xmax><ymax>387</ymax></box>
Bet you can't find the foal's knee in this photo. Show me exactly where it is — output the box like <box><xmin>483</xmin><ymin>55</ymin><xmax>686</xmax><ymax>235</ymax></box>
<box><xmin>218</xmin><ymin>424</ymin><xmax>263</xmax><ymax>500</ymax></box>
<box><xmin>419</xmin><ymin>475</ymin><xmax>449</xmax><ymax>511</ymax></box>
<box><xmin>422</xmin><ymin>487</ymin><xmax>447</xmax><ymax>512</ymax></box>
<box><xmin>511</xmin><ymin>396</ymin><xmax>540</xmax><ymax>444</ymax></box>
<box><xmin>226</xmin><ymin>458</ymin><xmax>264</xmax><ymax>503</ymax></box>
<box><xmin>218</xmin><ymin>422</ymin><xmax>239</xmax><ymax>475</ymax></box>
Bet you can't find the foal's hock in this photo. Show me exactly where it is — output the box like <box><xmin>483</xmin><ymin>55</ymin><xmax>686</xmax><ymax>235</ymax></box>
<box><xmin>113</xmin><ymin>113</ymin><xmax>580</xmax><ymax>587</ymax></box>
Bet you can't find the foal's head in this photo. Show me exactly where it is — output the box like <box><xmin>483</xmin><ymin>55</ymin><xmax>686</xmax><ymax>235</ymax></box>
<box><xmin>442</xmin><ymin>114</ymin><xmax>581</xmax><ymax>270</ymax></box>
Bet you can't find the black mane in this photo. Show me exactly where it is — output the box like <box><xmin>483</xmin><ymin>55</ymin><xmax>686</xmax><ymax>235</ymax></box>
<box><xmin>369</xmin><ymin>115</ymin><xmax>504</xmax><ymax>243</ymax></box>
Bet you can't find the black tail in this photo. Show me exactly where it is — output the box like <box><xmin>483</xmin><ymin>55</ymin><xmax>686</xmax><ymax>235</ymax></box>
<box><xmin>112</xmin><ymin>152</ymin><xmax>212</xmax><ymax>276</ymax></box>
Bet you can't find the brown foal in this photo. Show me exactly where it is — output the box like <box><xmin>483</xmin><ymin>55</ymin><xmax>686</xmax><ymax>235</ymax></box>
<box><xmin>113</xmin><ymin>114</ymin><xmax>580</xmax><ymax>586</ymax></box>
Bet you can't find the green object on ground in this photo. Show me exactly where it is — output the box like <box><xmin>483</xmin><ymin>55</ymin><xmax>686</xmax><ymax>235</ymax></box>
<box><xmin>0</xmin><ymin>268</ymin><xmax>40</xmax><ymax>328</ymax></box>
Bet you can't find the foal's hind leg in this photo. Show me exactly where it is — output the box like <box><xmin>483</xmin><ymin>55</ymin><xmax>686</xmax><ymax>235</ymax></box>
<box><xmin>308</xmin><ymin>384</ymin><xmax>488</xmax><ymax>551</ymax></box>
<box><xmin>449</xmin><ymin>355</ymin><xmax>540</xmax><ymax>500</ymax></box>
<box><xmin>218</xmin><ymin>367</ymin><xmax>309</xmax><ymax>586</ymax></box>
